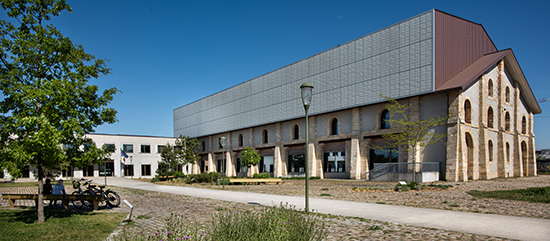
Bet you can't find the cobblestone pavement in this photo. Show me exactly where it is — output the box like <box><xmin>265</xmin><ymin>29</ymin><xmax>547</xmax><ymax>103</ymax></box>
<box><xmin>3</xmin><ymin>175</ymin><xmax>549</xmax><ymax>240</ymax></box>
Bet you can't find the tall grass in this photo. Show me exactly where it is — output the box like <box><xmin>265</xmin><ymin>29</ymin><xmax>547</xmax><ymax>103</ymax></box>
<box><xmin>114</xmin><ymin>202</ymin><xmax>326</xmax><ymax>241</ymax></box>
<box><xmin>468</xmin><ymin>186</ymin><xmax>550</xmax><ymax>203</ymax></box>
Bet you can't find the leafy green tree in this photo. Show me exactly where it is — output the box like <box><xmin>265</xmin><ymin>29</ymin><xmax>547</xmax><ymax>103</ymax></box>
<box><xmin>372</xmin><ymin>96</ymin><xmax>447</xmax><ymax>182</ymax></box>
<box><xmin>0</xmin><ymin>0</ymin><xmax>118</xmax><ymax>223</ymax></box>
<box><xmin>157</xmin><ymin>135</ymin><xmax>200</xmax><ymax>177</ymax></box>
<box><xmin>240</xmin><ymin>147</ymin><xmax>260</xmax><ymax>174</ymax></box>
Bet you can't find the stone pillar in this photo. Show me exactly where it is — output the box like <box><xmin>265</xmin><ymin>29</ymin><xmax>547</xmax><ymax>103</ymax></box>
<box><xmin>274</xmin><ymin>145</ymin><xmax>282</xmax><ymax>177</ymax></box>
<box><xmin>497</xmin><ymin>61</ymin><xmax>507</xmax><ymax>178</ymax></box>
<box><xmin>349</xmin><ymin>137</ymin><xmax>362</xmax><ymax>180</ymax></box>
<box><xmin>478</xmin><ymin>75</ymin><xmax>487</xmax><ymax>180</ymax></box>
<box><xmin>528</xmin><ymin>112</ymin><xmax>536</xmax><ymax>176</ymax></box>
<box><xmin>316</xmin><ymin>143</ymin><xmax>325</xmax><ymax>179</ymax></box>
<box><xmin>207</xmin><ymin>153</ymin><xmax>213</xmax><ymax>173</ymax></box>
<box><xmin>360</xmin><ymin>139</ymin><xmax>370</xmax><ymax>180</ymax></box>
<box><xmin>225</xmin><ymin>151</ymin><xmax>232</xmax><ymax>177</ymax></box>
<box><xmin>513</xmin><ymin>81</ymin><xmax>522</xmax><ymax>177</ymax></box>
<box><xmin>445</xmin><ymin>90</ymin><xmax>461</xmax><ymax>181</ymax></box>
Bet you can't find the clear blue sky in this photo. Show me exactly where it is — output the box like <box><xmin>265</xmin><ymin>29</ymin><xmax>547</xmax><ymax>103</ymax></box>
<box><xmin>3</xmin><ymin>1</ymin><xmax>549</xmax><ymax>148</ymax></box>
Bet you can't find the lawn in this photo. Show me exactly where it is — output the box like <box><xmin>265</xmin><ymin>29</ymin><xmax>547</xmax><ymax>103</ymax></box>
<box><xmin>0</xmin><ymin>182</ymin><xmax>37</xmax><ymax>188</ymax></box>
<box><xmin>467</xmin><ymin>186</ymin><xmax>550</xmax><ymax>203</ymax></box>
<box><xmin>0</xmin><ymin>209</ymin><xmax>127</xmax><ymax>241</ymax></box>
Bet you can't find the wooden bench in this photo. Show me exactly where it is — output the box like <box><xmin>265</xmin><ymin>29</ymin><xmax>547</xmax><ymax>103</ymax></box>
<box><xmin>3</xmin><ymin>194</ymin><xmax>103</xmax><ymax>210</ymax></box>
<box><xmin>228</xmin><ymin>178</ymin><xmax>283</xmax><ymax>185</ymax></box>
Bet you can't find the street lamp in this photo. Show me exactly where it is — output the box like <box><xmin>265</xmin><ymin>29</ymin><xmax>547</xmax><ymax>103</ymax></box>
<box><xmin>300</xmin><ymin>82</ymin><xmax>313</xmax><ymax>213</ymax></box>
<box><xmin>220</xmin><ymin>136</ymin><xmax>227</xmax><ymax>189</ymax></box>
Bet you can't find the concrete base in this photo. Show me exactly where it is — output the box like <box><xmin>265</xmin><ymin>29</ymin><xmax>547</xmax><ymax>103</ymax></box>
<box><xmin>371</xmin><ymin>172</ymin><xmax>439</xmax><ymax>183</ymax></box>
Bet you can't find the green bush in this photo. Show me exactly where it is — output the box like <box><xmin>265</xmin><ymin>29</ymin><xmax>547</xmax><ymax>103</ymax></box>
<box><xmin>184</xmin><ymin>172</ymin><xmax>221</xmax><ymax>184</ymax></box>
<box><xmin>173</xmin><ymin>171</ymin><xmax>186</xmax><ymax>177</ymax></box>
<box><xmin>252</xmin><ymin>173</ymin><xmax>270</xmax><ymax>179</ymax></box>
<box><xmin>114</xmin><ymin>202</ymin><xmax>327</xmax><ymax>241</ymax></box>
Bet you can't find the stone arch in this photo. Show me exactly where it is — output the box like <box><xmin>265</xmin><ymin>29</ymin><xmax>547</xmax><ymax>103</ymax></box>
<box><xmin>291</xmin><ymin>123</ymin><xmax>300</xmax><ymax>140</ymax></box>
<box><xmin>464</xmin><ymin>99</ymin><xmax>472</xmax><ymax>124</ymax></box>
<box><xmin>328</xmin><ymin>116</ymin><xmax>340</xmax><ymax>135</ymax></box>
<box><xmin>487</xmin><ymin>106</ymin><xmax>494</xmax><ymax>128</ymax></box>
<box><xmin>465</xmin><ymin>132</ymin><xmax>475</xmax><ymax>180</ymax></box>
<box><xmin>521</xmin><ymin>115</ymin><xmax>527</xmax><ymax>134</ymax></box>
<box><xmin>488</xmin><ymin>78</ymin><xmax>494</xmax><ymax>97</ymax></box>
<box><xmin>262</xmin><ymin>129</ymin><xmax>269</xmax><ymax>144</ymax></box>
<box><xmin>504</xmin><ymin>111</ymin><xmax>511</xmax><ymax>132</ymax></box>
<box><xmin>238</xmin><ymin>134</ymin><xmax>244</xmax><ymax>147</ymax></box>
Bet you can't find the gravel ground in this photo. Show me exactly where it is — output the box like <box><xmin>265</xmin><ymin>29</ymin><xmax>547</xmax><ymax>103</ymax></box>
<box><xmin>3</xmin><ymin>175</ymin><xmax>549</xmax><ymax>240</ymax></box>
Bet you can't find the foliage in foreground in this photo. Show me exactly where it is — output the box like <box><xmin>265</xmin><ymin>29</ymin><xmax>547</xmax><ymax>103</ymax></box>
<box><xmin>114</xmin><ymin>202</ymin><xmax>326</xmax><ymax>241</ymax></box>
<box><xmin>0</xmin><ymin>209</ymin><xmax>126</xmax><ymax>241</ymax></box>
<box><xmin>467</xmin><ymin>186</ymin><xmax>550</xmax><ymax>203</ymax></box>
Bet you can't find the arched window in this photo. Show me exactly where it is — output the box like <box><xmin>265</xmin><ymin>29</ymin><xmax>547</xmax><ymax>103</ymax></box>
<box><xmin>506</xmin><ymin>142</ymin><xmax>511</xmax><ymax>163</ymax></box>
<box><xmin>293</xmin><ymin>124</ymin><xmax>300</xmax><ymax>140</ymax></box>
<box><xmin>238</xmin><ymin>134</ymin><xmax>243</xmax><ymax>147</ymax></box>
<box><xmin>201</xmin><ymin>141</ymin><xmax>206</xmax><ymax>152</ymax></box>
<box><xmin>488</xmin><ymin>140</ymin><xmax>494</xmax><ymax>162</ymax></box>
<box><xmin>487</xmin><ymin>107</ymin><xmax>494</xmax><ymax>128</ymax></box>
<box><xmin>262</xmin><ymin>129</ymin><xmax>269</xmax><ymax>144</ymax></box>
<box><xmin>505</xmin><ymin>111</ymin><xmax>511</xmax><ymax>131</ymax></box>
<box><xmin>381</xmin><ymin>109</ymin><xmax>390</xmax><ymax>129</ymax></box>
<box><xmin>464</xmin><ymin>100</ymin><xmax>472</xmax><ymax>124</ymax></box>
<box><xmin>488</xmin><ymin>79</ymin><xmax>494</xmax><ymax>97</ymax></box>
<box><xmin>505</xmin><ymin>86</ymin><xmax>511</xmax><ymax>103</ymax></box>
<box><xmin>331</xmin><ymin>118</ymin><xmax>339</xmax><ymax>135</ymax></box>
<box><xmin>522</xmin><ymin>116</ymin><xmax>527</xmax><ymax>134</ymax></box>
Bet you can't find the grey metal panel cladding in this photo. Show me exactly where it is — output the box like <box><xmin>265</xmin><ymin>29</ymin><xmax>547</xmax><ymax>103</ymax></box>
<box><xmin>174</xmin><ymin>11</ymin><xmax>434</xmax><ymax>138</ymax></box>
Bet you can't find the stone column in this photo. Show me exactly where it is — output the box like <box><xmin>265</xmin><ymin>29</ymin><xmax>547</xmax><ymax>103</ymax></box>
<box><xmin>349</xmin><ymin>137</ymin><xmax>362</xmax><ymax>180</ymax></box>
<box><xmin>478</xmin><ymin>75</ymin><xmax>487</xmax><ymax>180</ymax></box>
<box><xmin>274</xmin><ymin>145</ymin><xmax>282</xmax><ymax>177</ymax></box>
<box><xmin>497</xmin><ymin>60</ymin><xmax>507</xmax><ymax>178</ymax></box>
<box><xmin>445</xmin><ymin>90</ymin><xmax>461</xmax><ymax>181</ymax></box>
<box><xmin>528</xmin><ymin>112</ymin><xmax>536</xmax><ymax>176</ymax></box>
<box><xmin>225</xmin><ymin>151</ymin><xmax>233</xmax><ymax>177</ymax></box>
<box><xmin>207</xmin><ymin>153</ymin><xmax>213</xmax><ymax>173</ymax></box>
<box><xmin>513</xmin><ymin>81</ymin><xmax>522</xmax><ymax>177</ymax></box>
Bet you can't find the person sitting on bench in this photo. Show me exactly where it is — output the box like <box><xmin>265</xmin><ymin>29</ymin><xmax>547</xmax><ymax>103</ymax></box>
<box><xmin>51</xmin><ymin>179</ymin><xmax>66</xmax><ymax>207</ymax></box>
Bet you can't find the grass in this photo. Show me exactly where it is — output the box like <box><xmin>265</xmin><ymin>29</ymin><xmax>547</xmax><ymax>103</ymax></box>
<box><xmin>467</xmin><ymin>186</ymin><xmax>550</xmax><ymax>203</ymax></box>
<box><xmin>0</xmin><ymin>209</ymin><xmax>127</xmax><ymax>241</ymax></box>
<box><xmin>0</xmin><ymin>182</ymin><xmax>37</xmax><ymax>188</ymax></box>
<box><xmin>113</xmin><ymin>202</ymin><xmax>326</xmax><ymax>241</ymax></box>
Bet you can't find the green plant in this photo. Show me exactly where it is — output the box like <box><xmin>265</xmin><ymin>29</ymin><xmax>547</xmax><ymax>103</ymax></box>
<box><xmin>252</xmin><ymin>173</ymin><xmax>270</xmax><ymax>179</ymax></box>
<box><xmin>151</xmin><ymin>177</ymin><xmax>160</xmax><ymax>182</ymax></box>
<box><xmin>467</xmin><ymin>186</ymin><xmax>550</xmax><ymax>203</ymax></box>
<box><xmin>320</xmin><ymin>193</ymin><xmax>331</xmax><ymax>196</ymax></box>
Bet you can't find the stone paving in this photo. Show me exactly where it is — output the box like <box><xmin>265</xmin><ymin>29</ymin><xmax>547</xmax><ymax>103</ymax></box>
<box><xmin>3</xmin><ymin>175</ymin><xmax>550</xmax><ymax>240</ymax></box>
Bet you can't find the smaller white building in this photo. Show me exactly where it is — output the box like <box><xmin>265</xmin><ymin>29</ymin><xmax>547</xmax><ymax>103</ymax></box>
<box><xmin>78</xmin><ymin>134</ymin><xmax>179</xmax><ymax>178</ymax></box>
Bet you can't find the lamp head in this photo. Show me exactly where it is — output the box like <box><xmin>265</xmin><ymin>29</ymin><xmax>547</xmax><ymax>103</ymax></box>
<box><xmin>300</xmin><ymin>82</ymin><xmax>314</xmax><ymax>108</ymax></box>
<box><xmin>220</xmin><ymin>136</ymin><xmax>226</xmax><ymax>148</ymax></box>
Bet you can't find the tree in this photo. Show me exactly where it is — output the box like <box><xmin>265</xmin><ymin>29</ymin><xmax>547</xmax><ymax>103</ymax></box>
<box><xmin>0</xmin><ymin>0</ymin><xmax>118</xmax><ymax>223</ymax></box>
<box><xmin>240</xmin><ymin>147</ymin><xmax>260</xmax><ymax>175</ymax></box>
<box><xmin>157</xmin><ymin>135</ymin><xmax>200</xmax><ymax>177</ymax></box>
<box><xmin>372</xmin><ymin>96</ymin><xmax>448</xmax><ymax>182</ymax></box>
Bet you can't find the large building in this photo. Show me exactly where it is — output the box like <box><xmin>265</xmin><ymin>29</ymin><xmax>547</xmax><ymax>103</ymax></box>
<box><xmin>173</xmin><ymin>9</ymin><xmax>541</xmax><ymax>182</ymax></box>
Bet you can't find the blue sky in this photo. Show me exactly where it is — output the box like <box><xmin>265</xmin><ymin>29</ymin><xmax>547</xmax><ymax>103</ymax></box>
<box><xmin>3</xmin><ymin>0</ymin><xmax>550</xmax><ymax>148</ymax></box>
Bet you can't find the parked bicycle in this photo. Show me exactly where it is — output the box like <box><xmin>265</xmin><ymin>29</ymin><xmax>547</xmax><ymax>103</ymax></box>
<box><xmin>71</xmin><ymin>178</ymin><xmax>121</xmax><ymax>208</ymax></box>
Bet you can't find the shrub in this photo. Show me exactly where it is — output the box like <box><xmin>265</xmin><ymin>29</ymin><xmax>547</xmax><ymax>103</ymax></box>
<box><xmin>252</xmin><ymin>173</ymin><xmax>270</xmax><ymax>179</ymax></box>
<box><xmin>151</xmin><ymin>177</ymin><xmax>160</xmax><ymax>183</ymax></box>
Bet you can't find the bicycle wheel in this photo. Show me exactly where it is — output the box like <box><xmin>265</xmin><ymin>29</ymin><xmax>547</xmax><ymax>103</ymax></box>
<box><xmin>82</xmin><ymin>190</ymin><xmax>94</xmax><ymax>208</ymax></box>
<box><xmin>71</xmin><ymin>191</ymin><xmax>84</xmax><ymax>209</ymax></box>
<box><xmin>105</xmin><ymin>190</ymin><xmax>121</xmax><ymax>207</ymax></box>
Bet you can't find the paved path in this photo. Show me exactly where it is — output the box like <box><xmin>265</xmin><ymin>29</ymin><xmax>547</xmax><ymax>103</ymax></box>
<box><xmin>106</xmin><ymin>177</ymin><xmax>550</xmax><ymax>241</ymax></box>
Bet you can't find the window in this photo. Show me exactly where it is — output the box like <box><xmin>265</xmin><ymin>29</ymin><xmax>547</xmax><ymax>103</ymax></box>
<box><xmin>262</xmin><ymin>129</ymin><xmax>269</xmax><ymax>144</ymax></box>
<box><xmin>141</xmin><ymin>164</ymin><xmax>151</xmax><ymax>176</ymax></box>
<box><xmin>293</xmin><ymin>125</ymin><xmax>300</xmax><ymax>140</ymax></box>
<box><xmin>238</xmin><ymin>134</ymin><xmax>243</xmax><ymax>147</ymax></box>
<box><xmin>123</xmin><ymin>144</ymin><xmax>133</xmax><ymax>153</ymax></box>
<box><xmin>522</xmin><ymin>116</ymin><xmax>528</xmax><ymax>134</ymax></box>
<box><xmin>287</xmin><ymin>154</ymin><xmax>305</xmax><ymax>173</ymax></box>
<box><xmin>157</xmin><ymin>145</ymin><xmax>165</xmax><ymax>153</ymax></box>
<box><xmin>324</xmin><ymin>152</ymin><xmax>345</xmax><ymax>173</ymax></box>
<box><xmin>487</xmin><ymin>107</ymin><xmax>494</xmax><ymax>128</ymax></box>
<box><xmin>141</xmin><ymin>144</ymin><xmax>151</xmax><ymax>153</ymax></box>
<box><xmin>505</xmin><ymin>112</ymin><xmax>511</xmax><ymax>131</ymax></box>
<box><xmin>62</xmin><ymin>166</ymin><xmax>74</xmax><ymax>177</ymax></box>
<box><xmin>464</xmin><ymin>100</ymin><xmax>472</xmax><ymax>124</ymax></box>
<box><xmin>381</xmin><ymin>109</ymin><xmax>390</xmax><ymax>129</ymax></box>
<box><xmin>201</xmin><ymin>141</ymin><xmax>206</xmax><ymax>152</ymax></box>
<box><xmin>83</xmin><ymin>165</ymin><xmax>94</xmax><ymax>177</ymax></box>
<box><xmin>124</xmin><ymin>164</ymin><xmax>134</xmax><ymax>176</ymax></box>
<box><xmin>104</xmin><ymin>144</ymin><xmax>115</xmax><ymax>152</ymax></box>
<box><xmin>331</xmin><ymin>118</ymin><xmax>339</xmax><ymax>135</ymax></box>
<box><xmin>488</xmin><ymin>140</ymin><xmax>494</xmax><ymax>162</ymax></box>
<box><xmin>505</xmin><ymin>86</ymin><xmax>511</xmax><ymax>102</ymax></box>
<box><xmin>488</xmin><ymin>79</ymin><xmax>494</xmax><ymax>97</ymax></box>
<box><xmin>506</xmin><ymin>142</ymin><xmax>511</xmax><ymax>163</ymax></box>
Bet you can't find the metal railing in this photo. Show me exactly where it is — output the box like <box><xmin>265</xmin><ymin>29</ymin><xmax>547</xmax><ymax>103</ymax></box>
<box><xmin>366</xmin><ymin>162</ymin><xmax>440</xmax><ymax>181</ymax></box>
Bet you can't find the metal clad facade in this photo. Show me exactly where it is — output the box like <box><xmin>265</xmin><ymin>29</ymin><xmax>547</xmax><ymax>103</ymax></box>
<box><xmin>434</xmin><ymin>10</ymin><xmax>497</xmax><ymax>90</ymax></box>
<box><xmin>174</xmin><ymin>11</ymin><xmax>434</xmax><ymax>138</ymax></box>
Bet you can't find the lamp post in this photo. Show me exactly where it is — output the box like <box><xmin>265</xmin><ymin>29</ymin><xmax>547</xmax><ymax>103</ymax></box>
<box><xmin>220</xmin><ymin>136</ymin><xmax>227</xmax><ymax>189</ymax></box>
<box><xmin>300</xmin><ymin>82</ymin><xmax>313</xmax><ymax>213</ymax></box>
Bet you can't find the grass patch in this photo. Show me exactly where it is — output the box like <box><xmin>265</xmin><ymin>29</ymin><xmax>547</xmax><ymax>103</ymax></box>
<box><xmin>0</xmin><ymin>209</ymin><xmax>127</xmax><ymax>241</ymax></box>
<box><xmin>0</xmin><ymin>182</ymin><xmax>37</xmax><ymax>188</ymax></box>
<box><xmin>467</xmin><ymin>186</ymin><xmax>550</xmax><ymax>203</ymax></box>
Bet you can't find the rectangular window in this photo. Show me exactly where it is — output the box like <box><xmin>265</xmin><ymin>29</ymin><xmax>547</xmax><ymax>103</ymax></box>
<box><xmin>141</xmin><ymin>164</ymin><xmax>151</xmax><ymax>176</ymax></box>
<box><xmin>124</xmin><ymin>164</ymin><xmax>134</xmax><ymax>176</ymax></box>
<box><xmin>104</xmin><ymin>144</ymin><xmax>116</xmax><ymax>152</ymax></box>
<box><xmin>323</xmin><ymin>152</ymin><xmax>346</xmax><ymax>173</ymax></box>
<box><xmin>369</xmin><ymin>148</ymin><xmax>398</xmax><ymax>171</ymax></box>
<box><xmin>141</xmin><ymin>144</ymin><xmax>151</xmax><ymax>153</ymax></box>
<box><xmin>157</xmin><ymin>145</ymin><xmax>165</xmax><ymax>153</ymax></box>
<box><xmin>83</xmin><ymin>165</ymin><xmax>94</xmax><ymax>177</ymax></box>
<box><xmin>287</xmin><ymin>154</ymin><xmax>305</xmax><ymax>173</ymax></box>
<box><xmin>123</xmin><ymin>144</ymin><xmax>133</xmax><ymax>153</ymax></box>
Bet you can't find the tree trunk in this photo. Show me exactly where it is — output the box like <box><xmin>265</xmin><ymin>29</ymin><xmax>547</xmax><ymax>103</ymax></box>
<box><xmin>37</xmin><ymin>157</ymin><xmax>45</xmax><ymax>224</ymax></box>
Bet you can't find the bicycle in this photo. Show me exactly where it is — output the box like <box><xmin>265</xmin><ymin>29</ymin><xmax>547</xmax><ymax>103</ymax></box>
<box><xmin>71</xmin><ymin>178</ymin><xmax>121</xmax><ymax>208</ymax></box>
